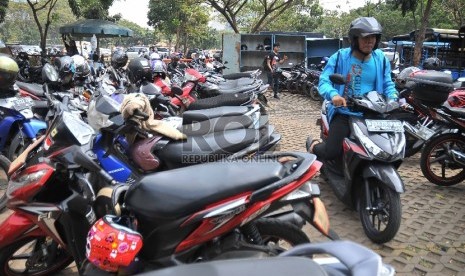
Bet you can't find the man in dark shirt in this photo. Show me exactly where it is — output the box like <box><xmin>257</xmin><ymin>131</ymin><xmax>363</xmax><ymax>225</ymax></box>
<box><xmin>264</xmin><ymin>43</ymin><xmax>287</xmax><ymax>99</ymax></box>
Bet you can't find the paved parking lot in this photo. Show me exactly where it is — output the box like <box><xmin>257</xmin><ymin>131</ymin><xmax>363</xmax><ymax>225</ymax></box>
<box><xmin>3</xmin><ymin>91</ymin><xmax>465</xmax><ymax>275</ymax></box>
<box><xmin>267</xmin><ymin>91</ymin><xmax>465</xmax><ymax>276</ymax></box>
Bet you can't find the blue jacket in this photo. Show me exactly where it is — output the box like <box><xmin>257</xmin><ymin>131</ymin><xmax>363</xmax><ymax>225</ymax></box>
<box><xmin>318</xmin><ymin>47</ymin><xmax>398</xmax><ymax>122</ymax></box>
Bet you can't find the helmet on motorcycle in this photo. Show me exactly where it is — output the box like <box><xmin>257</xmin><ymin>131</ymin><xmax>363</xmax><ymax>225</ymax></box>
<box><xmin>111</xmin><ymin>49</ymin><xmax>129</xmax><ymax>69</ymax></box>
<box><xmin>447</xmin><ymin>90</ymin><xmax>465</xmax><ymax>108</ymax></box>
<box><xmin>0</xmin><ymin>54</ymin><xmax>19</xmax><ymax>89</ymax></box>
<box><xmin>17</xmin><ymin>51</ymin><xmax>29</xmax><ymax>60</ymax></box>
<box><xmin>86</xmin><ymin>215</ymin><xmax>143</xmax><ymax>272</ymax></box>
<box><xmin>127</xmin><ymin>57</ymin><xmax>152</xmax><ymax>83</ymax></box>
<box><xmin>151</xmin><ymin>59</ymin><xmax>167</xmax><ymax>79</ymax></box>
<box><xmin>395</xmin><ymin>66</ymin><xmax>420</xmax><ymax>89</ymax></box>
<box><xmin>72</xmin><ymin>55</ymin><xmax>91</xmax><ymax>78</ymax></box>
<box><xmin>422</xmin><ymin>57</ymin><xmax>441</xmax><ymax>70</ymax></box>
<box><xmin>348</xmin><ymin>17</ymin><xmax>382</xmax><ymax>52</ymax></box>
<box><xmin>55</xmin><ymin>56</ymin><xmax>75</xmax><ymax>85</ymax></box>
<box><xmin>130</xmin><ymin>136</ymin><xmax>162</xmax><ymax>171</ymax></box>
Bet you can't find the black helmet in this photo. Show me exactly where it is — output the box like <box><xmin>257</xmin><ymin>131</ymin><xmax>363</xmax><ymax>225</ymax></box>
<box><xmin>127</xmin><ymin>57</ymin><xmax>152</xmax><ymax>83</ymax></box>
<box><xmin>55</xmin><ymin>56</ymin><xmax>75</xmax><ymax>85</ymax></box>
<box><xmin>348</xmin><ymin>17</ymin><xmax>382</xmax><ymax>51</ymax></box>
<box><xmin>0</xmin><ymin>54</ymin><xmax>19</xmax><ymax>89</ymax></box>
<box><xmin>72</xmin><ymin>55</ymin><xmax>90</xmax><ymax>78</ymax></box>
<box><xmin>111</xmin><ymin>49</ymin><xmax>128</xmax><ymax>69</ymax></box>
<box><xmin>423</xmin><ymin>57</ymin><xmax>441</xmax><ymax>70</ymax></box>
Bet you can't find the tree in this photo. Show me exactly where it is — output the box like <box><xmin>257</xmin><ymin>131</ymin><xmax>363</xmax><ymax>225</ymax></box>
<box><xmin>25</xmin><ymin>0</ymin><xmax>60</xmax><ymax>57</ymax></box>
<box><xmin>67</xmin><ymin>0</ymin><xmax>115</xmax><ymax>19</ymax></box>
<box><xmin>148</xmin><ymin>0</ymin><xmax>209</xmax><ymax>53</ymax></box>
<box><xmin>0</xmin><ymin>0</ymin><xmax>7</xmax><ymax>23</ymax></box>
<box><xmin>390</xmin><ymin>0</ymin><xmax>434</xmax><ymax>66</ymax></box>
<box><xmin>204</xmin><ymin>0</ymin><xmax>300</xmax><ymax>33</ymax></box>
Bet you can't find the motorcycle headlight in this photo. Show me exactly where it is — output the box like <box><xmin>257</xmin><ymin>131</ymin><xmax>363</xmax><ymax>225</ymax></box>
<box><xmin>353</xmin><ymin>124</ymin><xmax>390</xmax><ymax>160</ymax></box>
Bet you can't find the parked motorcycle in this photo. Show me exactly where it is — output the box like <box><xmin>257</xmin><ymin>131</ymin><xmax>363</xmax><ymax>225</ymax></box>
<box><xmin>388</xmin><ymin>68</ymin><xmax>457</xmax><ymax>158</ymax></box>
<box><xmin>90</xmin><ymin>89</ymin><xmax>280</xmax><ymax>183</ymax></box>
<box><xmin>309</xmin><ymin>73</ymin><xmax>406</xmax><ymax>244</ymax></box>
<box><xmin>0</xmin><ymin>88</ymin><xmax>337</xmax><ymax>275</ymax></box>
<box><xmin>15</xmin><ymin>51</ymin><xmax>49</xmax><ymax>84</ymax></box>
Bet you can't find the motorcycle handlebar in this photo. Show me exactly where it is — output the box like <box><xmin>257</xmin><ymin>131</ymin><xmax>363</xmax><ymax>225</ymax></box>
<box><xmin>133</xmin><ymin>109</ymin><xmax>150</xmax><ymax>121</ymax></box>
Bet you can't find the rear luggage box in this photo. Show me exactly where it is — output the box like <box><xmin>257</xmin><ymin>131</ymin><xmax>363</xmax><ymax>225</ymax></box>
<box><xmin>408</xmin><ymin>70</ymin><xmax>454</xmax><ymax>107</ymax></box>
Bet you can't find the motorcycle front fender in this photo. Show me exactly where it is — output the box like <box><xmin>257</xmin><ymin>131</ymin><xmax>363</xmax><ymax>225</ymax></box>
<box><xmin>362</xmin><ymin>163</ymin><xmax>405</xmax><ymax>193</ymax></box>
<box><xmin>21</xmin><ymin>118</ymin><xmax>47</xmax><ymax>138</ymax></box>
<box><xmin>0</xmin><ymin>212</ymin><xmax>44</xmax><ymax>248</ymax></box>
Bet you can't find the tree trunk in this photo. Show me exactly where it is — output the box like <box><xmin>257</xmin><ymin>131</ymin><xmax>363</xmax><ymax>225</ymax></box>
<box><xmin>412</xmin><ymin>0</ymin><xmax>433</xmax><ymax>66</ymax></box>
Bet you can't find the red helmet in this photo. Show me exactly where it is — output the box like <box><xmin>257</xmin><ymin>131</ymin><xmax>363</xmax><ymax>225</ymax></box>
<box><xmin>86</xmin><ymin>215</ymin><xmax>143</xmax><ymax>272</ymax></box>
<box><xmin>447</xmin><ymin>89</ymin><xmax>465</xmax><ymax>108</ymax></box>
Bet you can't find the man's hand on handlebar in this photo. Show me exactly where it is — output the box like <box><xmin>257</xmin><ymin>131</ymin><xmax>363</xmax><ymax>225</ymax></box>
<box><xmin>332</xmin><ymin>95</ymin><xmax>347</xmax><ymax>107</ymax></box>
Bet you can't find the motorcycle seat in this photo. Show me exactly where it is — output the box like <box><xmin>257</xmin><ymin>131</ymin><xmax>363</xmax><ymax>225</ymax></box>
<box><xmin>202</xmin><ymin>83</ymin><xmax>261</xmax><ymax>96</ymax></box>
<box><xmin>214</xmin><ymin>78</ymin><xmax>256</xmax><ymax>88</ymax></box>
<box><xmin>445</xmin><ymin>106</ymin><xmax>465</xmax><ymax>118</ymax></box>
<box><xmin>188</xmin><ymin>93</ymin><xmax>251</xmax><ymax>110</ymax></box>
<box><xmin>182</xmin><ymin>106</ymin><xmax>251</xmax><ymax>124</ymax></box>
<box><xmin>16</xmin><ymin>81</ymin><xmax>45</xmax><ymax>97</ymax></box>
<box><xmin>156</xmin><ymin>128</ymin><xmax>260</xmax><ymax>169</ymax></box>
<box><xmin>181</xmin><ymin>115</ymin><xmax>254</xmax><ymax>136</ymax></box>
<box><xmin>125</xmin><ymin>156</ymin><xmax>285</xmax><ymax>220</ymax></box>
<box><xmin>222</xmin><ymin>72</ymin><xmax>257</xmax><ymax>80</ymax></box>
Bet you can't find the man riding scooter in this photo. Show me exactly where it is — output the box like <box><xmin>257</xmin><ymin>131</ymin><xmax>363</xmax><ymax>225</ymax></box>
<box><xmin>306</xmin><ymin>17</ymin><xmax>404</xmax><ymax>243</ymax></box>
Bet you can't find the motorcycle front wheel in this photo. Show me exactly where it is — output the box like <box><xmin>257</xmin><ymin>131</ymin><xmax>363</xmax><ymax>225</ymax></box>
<box><xmin>358</xmin><ymin>179</ymin><xmax>401</xmax><ymax>244</ymax></box>
<box><xmin>420</xmin><ymin>133</ymin><xmax>465</xmax><ymax>186</ymax></box>
<box><xmin>0</xmin><ymin>236</ymin><xmax>74</xmax><ymax>276</ymax></box>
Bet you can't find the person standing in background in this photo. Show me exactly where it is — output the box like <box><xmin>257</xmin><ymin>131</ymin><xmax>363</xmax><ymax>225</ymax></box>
<box><xmin>264</xmin><ymin>43</ymin><xmax>287</xmax><ymax>99</ymax></box>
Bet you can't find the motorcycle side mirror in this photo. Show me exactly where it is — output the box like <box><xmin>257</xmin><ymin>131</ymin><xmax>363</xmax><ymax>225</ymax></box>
<box><xmin>329</xmin><ymin>74</ymin><xmax>346</xmax><ymax>85</ymax></box>
<box><xmin>171</xmin><ymin>86</ymin><xmax>183</xmax><ymax>96</ymax></box>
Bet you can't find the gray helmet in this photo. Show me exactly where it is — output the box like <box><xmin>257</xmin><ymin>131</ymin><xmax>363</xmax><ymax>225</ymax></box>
<box><xmin>422</xmin><ymin>57</ymin><xmax>441</xmax><ymax>70</ymax></box>
<box><xmin>348</xmin><ymin>17</ymin><xmax>382</xmax><ymax>51</ymax></box>
<box><xmin>396</xmin><ymin>66</ymin><xmax>420</xmax><ymax>89</ymax></box>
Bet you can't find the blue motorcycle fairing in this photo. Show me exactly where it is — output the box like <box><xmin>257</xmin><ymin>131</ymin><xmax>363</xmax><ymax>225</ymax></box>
<box><xmin>93</xmin><ymin>134</ymin><xmax>133</xmax><ymax>183</ymax></box>
<box><xmin>362</xmin><ymin>162</ymin><xmax>405</xmax><ymax>193</ymax></box>
<box><xmin>22</xmin><ymin>118</ymin><xmax>47</xmax><ymax>138</ymax></box>
<box><xmin>0</xmin><ymin>116</ymin><xmax>46</xmax><ymax>150</ymax></box>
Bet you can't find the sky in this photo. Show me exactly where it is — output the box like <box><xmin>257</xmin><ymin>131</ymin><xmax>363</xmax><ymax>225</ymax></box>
<box><xmin>109</xmin><ymin>0</ymin><xmax>367</xmax><ymax>29</ymax></box>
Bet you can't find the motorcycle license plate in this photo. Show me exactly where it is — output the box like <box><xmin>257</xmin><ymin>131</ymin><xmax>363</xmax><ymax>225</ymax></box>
<box><xmin>365</xmin><ymin>119</ymin><xmax>404</xmax><ymax>133</ymax></box>
<box><xmin>13</xmin><ymin>98</ymin><xmax>31</xmax><ymax>111</ymax></box>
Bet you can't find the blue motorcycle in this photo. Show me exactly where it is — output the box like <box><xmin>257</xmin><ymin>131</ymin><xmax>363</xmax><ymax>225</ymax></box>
<box><xmin>0</xmin><ymin>95</ymin><xmax>47</xmax><ymax>161</ymax></box>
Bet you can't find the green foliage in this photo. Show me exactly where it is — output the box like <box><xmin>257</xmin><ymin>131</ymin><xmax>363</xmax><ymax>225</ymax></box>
<box><xmin>68</xmin><ymin>0</ymin><xmax>114</xmax><ymax>19</ymax></box>
<box><xmin>0</xmin><ymin>0</ymin><xmax>8</xmax><ymax>23</ymax></box>
<box><xmin>1</xmin><ymin>0</ymin><xmax>77</xmax><ymax>45</ymax></box>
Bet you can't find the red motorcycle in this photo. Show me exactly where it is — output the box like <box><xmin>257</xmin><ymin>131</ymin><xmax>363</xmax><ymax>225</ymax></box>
<box><xmin>0</xmin><ymin>91</ymin><xmax>337</xmax><ymax>275</ymax></box>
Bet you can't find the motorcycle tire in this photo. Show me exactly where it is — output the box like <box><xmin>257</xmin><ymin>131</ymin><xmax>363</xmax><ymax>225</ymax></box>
<box><xmin>309</xmin><ymin>85</ymin><xmax>321</xmax><ymax>101</ymax></box>
<box><xmin>420</xmin><ymin>133</ymin><xmax>465</xmax><ymax>186</ymax></box>
<box><xmin>7</xmin><ymin>131</ymin><xmax>33</xmax><ymax>162</ymax></box>
<box><xmin>358</xmin><ymin>179</ymin><xmax>401</xmax><ymax>244</ymax></box>
<box><xmin>253</xmin><ymin>218</ymin><xmax>310</xmax><ymax>251</ymax></box>
<box><xmin>0</xmin><ymin>236</ymin><xmax>74</xmax><ymax>276</ymax></box>
<box><xmin>0</xmin><ymin>154</ymin><xmax>11</xmax><ymax>213</ymax></box>
<box><xmin>386</xmin><ymin>111</ymin><xmax>422</xmax><ymax>158</ymax></box>
<box><xmin>286</xmin><ymin>81</ymin><xmax>298</xmax><ymax>94</ymax></box>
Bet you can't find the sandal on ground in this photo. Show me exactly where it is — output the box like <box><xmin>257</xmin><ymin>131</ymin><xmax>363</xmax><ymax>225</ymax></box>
<box><xmin>305</xmin><ymin>137</ymin><xmax>322</xmax><ymax>154</ymax></box>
